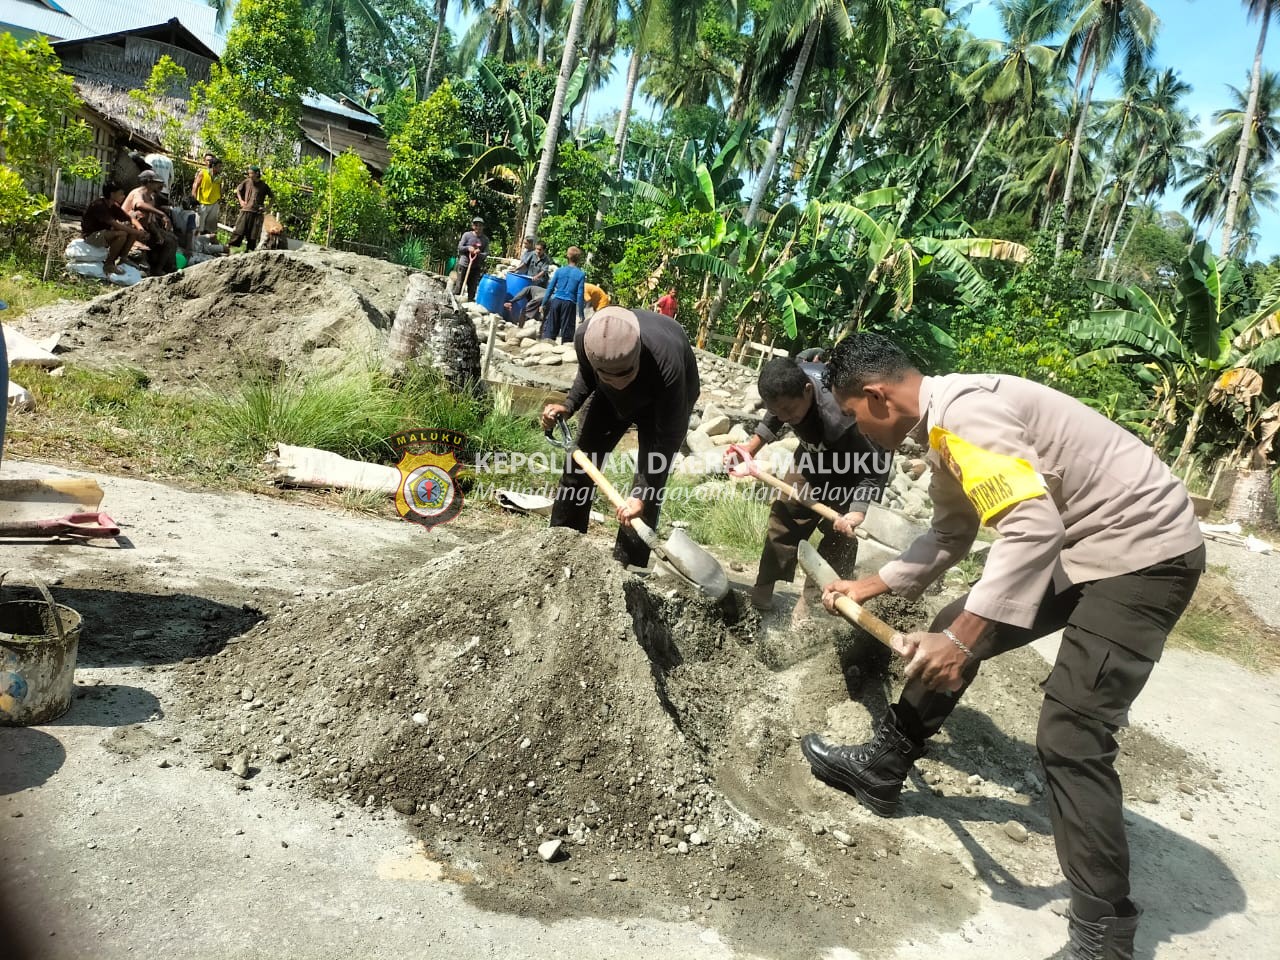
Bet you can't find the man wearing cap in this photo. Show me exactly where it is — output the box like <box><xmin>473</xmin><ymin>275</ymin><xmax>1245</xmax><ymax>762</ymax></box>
<box><xmin>457</xmin><ymin>217</ymin><xmax>489</xmax><ymax>301</ymax></box>
<box><xmin>541</xmin><ymin>306</ymin><xmax>699</xmax><ymax>568</ymax></box>
<box><xmin>191</xmin><ymin>155</ymin><xmax>223</xmax><ymax>238</ymax></box>
<box><xmin>123</xmin><ymin>171</ymin><xmax>179</xmax><ymax>275</ymax></box>
<box><xmin>229</xmin><ymin>165</ymin><xmax>274</xmax><ymax>252</ymax></box>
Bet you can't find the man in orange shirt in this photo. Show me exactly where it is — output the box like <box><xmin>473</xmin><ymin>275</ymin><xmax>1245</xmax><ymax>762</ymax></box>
<box><xmin>584</xmin><ymin>282</ymin><xmax>610</xmax><ymax>315</ymax></box>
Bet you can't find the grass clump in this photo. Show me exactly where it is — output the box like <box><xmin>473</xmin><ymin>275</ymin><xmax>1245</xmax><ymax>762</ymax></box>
<box><xmin>661</xmin><ymin>477</ymin><xmax>770</xmax><ymax>564</ymax></box>
<box><xmin>208</xmin><ymin>363</ymin><xmax>545</xmax><ymax>465</ymax></box>
<box><xmin>1169</xmin><ymin>570</ymin><xmax>1280</xmax><ymax>672</ymax></box>
<box><xmin>0</xmin><ymin>254</ymin><xmax>99</xmax><ymax>317</ymax></box>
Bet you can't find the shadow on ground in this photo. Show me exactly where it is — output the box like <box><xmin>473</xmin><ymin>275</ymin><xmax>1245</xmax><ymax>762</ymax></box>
<box><xmin>0</xmin><ymin>727</ymin><xmax>64</xmax><ymax>796</ymax></box>
<box><xmin>0</xmin><ymin>585</ymin><xmax>263</xmax><ymax>666</ymax></box>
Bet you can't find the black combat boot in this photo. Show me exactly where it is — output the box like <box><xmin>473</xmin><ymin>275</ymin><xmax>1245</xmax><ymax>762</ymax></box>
<box><xmin>1046</xmin><ymin>904</ymin><xmax>1141</xmax><ymax>960</ymax></box>
<box><xmin>799</xmin><ymin>706</ymin><xmax>926</xmax><ymax>817</ymax></box>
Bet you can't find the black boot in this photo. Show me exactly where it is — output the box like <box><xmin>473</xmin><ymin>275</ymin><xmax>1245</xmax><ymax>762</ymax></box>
<box><xmin>1045</xmin><ymin>906</ymin><xmax>1140</xmax><ymax>959</ymax></box>
<box><xmin>799</xmin><ymin>706</ymin><xmax>926</xmax><ymax>817</ymax></box>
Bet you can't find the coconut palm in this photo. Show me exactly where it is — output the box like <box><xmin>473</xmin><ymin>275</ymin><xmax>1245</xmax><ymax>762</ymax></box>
<box><xmin>959</xmin><ymin>0</ymin><xmax>1071</xmax><ymax>179</ymax></box>
<box><xmin>1221</xmin><ymin>0</ymin><xmax>1280</xmax><ymax>257</ymax></box>
<box><xmin>1054</xmin><ymin>0</ymin><xmax>1159</xmax><ymax>257</ymax></box>
<box><xmin>523</xmin><ymin>0</ymin><xmax>589</xmax><ymax>239</ymax></box>
<box><xmin>1093</xmin><ymin>69</ymin><xmax>1191</xmax><ymax>276</ymax></box>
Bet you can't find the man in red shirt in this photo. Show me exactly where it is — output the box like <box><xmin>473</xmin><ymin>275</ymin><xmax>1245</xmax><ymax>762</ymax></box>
<box><xmin>655</xmin><ymin>286</ymin><xmax>678</xmax><ymax>318</ymax></box>
<box><xmin>81</xmin><ymin>182</ymin><xmax>145</xmax><ymax>277</ymax></box>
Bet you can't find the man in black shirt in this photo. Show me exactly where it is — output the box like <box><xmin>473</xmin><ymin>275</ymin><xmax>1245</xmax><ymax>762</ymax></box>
<box><xmin>726</xmin><ymin>357</ymin><xmax>889</xmax><ymax>618</ymax></box>
<box><xmin>542</xmin><ymin>306</ymin><xmax>699</xmax><ymax>567</ymax></box>
<box><xmin>81</xmin><ymin>182</ymin><xmax>145</xmax><ymax>277</ymax></box>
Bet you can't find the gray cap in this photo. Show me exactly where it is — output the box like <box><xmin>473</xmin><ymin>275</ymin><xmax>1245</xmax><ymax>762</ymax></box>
<box><xmin>138</xmin><ymin>170</ymin><xmax>163</xmax><ymax>182</ymax></box>
<box><xmin>471</xmin><ymin>216</ymin><xmax>485</xmax><ymax>225</ymax></box>
<box><xmin>584</xmin><ymin>307</ymin><xmax>642</xmax><ymax>388</ymax></box>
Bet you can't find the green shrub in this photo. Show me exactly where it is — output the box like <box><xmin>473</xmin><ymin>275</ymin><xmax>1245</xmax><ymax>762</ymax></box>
<box><xmin>309</xmin><ymin>151</ymin><xmax>392</xmax><ymax>250</ymax></box>
<box><xmin>0</xmin><ymin>165</ymin><xmax>48</xmax><ymax>240</ymax></box>
<box><xmin>260</xmin><ymin>157</ymin><xmax>326</xmax><ymax>240</ymax></box>
<box><xmin>384</xmin><ymin>81</ymin><xmax>470</xmax><ymax>259</ymax></box>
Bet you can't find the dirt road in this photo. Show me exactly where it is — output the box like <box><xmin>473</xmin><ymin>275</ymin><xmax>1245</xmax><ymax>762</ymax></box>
<box><xmin>1</xmin><ymin>459</ymin><xmax>1276</xmax><ymax>959</ymax></box>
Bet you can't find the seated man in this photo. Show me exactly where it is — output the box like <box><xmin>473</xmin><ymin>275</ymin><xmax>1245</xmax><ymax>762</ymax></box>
<box><xmin>80</xmin><ymin>182</ymin><xmax>145</xmax><ymax>277</ymax></box>
<box><xmin>123</xmin><ymin>171</ymin><xmax>179</xmax><ymax>275</ymax></box>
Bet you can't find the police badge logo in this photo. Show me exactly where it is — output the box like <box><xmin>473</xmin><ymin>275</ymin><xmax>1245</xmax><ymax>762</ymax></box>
<box><xmin>391</xmin><ymin>429</ymin><xmax>468</xmax><ymax>529</ymax></box>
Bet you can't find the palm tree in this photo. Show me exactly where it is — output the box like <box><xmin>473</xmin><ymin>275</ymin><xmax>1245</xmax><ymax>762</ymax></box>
<box><xmin>1094</xmin><ymin>69</ymin><xmax>1191</xmax><ymax>276</ymax></box>
<box><xmin>1054</xmin><ymin>0</ymin><xmax>1159</xmax><ymax>258</ymax></box>
<box><xmin>459</xmin><ymin>0</ymin><xmax>534</xmax><ymax>63</ymax></box>
<box><xmin>524</xmin><ymin>0</ymin><xmax>588</xmax><ymax>239</ymax></box>
<box><xmin>1221</xmin><ymin>0</ymin><xmax>1280</xmax><ymax>257</ymax></box>
<box><xmin>743</xmin><ymin>0</ymin><xmax>887</xmax><ymax>228</ymax></box>
<box><xmin>610</xmin><ymin>0</ymin><xmax>661</xmax><ymax>173</ymax></box>
<box><xmin>425</xmin><ymin>0</ymin><xmax>451</xmax><ymax>89</ymax></box>
<box><xmin>959</xmin><ymin>0</ymin><xmax>1070</xmax><ymax>179</ymax></box>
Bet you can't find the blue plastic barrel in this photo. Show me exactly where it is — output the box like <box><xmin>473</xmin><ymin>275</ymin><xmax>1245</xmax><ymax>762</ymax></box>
<box><xmin>476</xmin><ymin>274</ymin><xmax>507</xmax><ymax>316</ymax></box>
<box><xmin>506</xmin><ymin>272</ymin><xmax>533</xmax><ymax>299</ymax></box>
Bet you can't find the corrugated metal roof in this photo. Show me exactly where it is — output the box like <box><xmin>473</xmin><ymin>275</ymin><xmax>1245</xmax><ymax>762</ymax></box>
<box><xmin>0</xmin><ymin>0</ymin><xmax>219</xmax><ymax>49</ymax></box>
<box><xmin>302</xmin><ymin>93</ymin><xmax>379</xmax><ymax>127</ymax></box>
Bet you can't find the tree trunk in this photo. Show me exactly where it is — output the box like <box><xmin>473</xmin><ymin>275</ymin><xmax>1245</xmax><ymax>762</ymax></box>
<box><xmin>424</xmin><ymin>0</ymin><xmax>447</xmax><ymax>91</ymax></box>
<box><xmin>1224</xmin><ymin>467</ymin><xmax>1278</xmax><ymax>529</ymax></box>
<box><xmin>537</xmin><ymin>2</ymin><xmax>547</xmax><ymax>67</ymax></box>
<box><xmin>744</xmin><ymin>19</ymin><xmax>817</xmax><ymax>228</ymax></box>
<box><xmin>988</xmin><ymin>156</ymin><xmax>1015</xmax><ymax>219</ymax></box>
<box><xmin>524</xmin><ymin>0</ymin><xmax>588</xmax><ymax>240</ymax></box>
<box><xmin>695</xmin><ymin>273</ymin><xmax>713</xmax><ymax>349</ymax></box>
<box><xmin>727</xmin><ymin>42</ymin><xmax>758</xmax><ymax>123</ymax></box>
<box><xmin>705</xmin><ymin>19</ymin><xmax>818</xmax><ymax>334</ymax></box>
<box><xmin>961</xmin><ymin>113</ymin><xmax>996</xmax><ymax>180</ymax></box>
<box><xmin>1055</xmin><ymin>57</ymin><xmax>1102</xmax><ymax>259</ymax></box>
<box><xmin>1080</xmin><ymin>159</ymin><xmax>1113</xmax><ymax>256</ymax></box>
<box><xmin>1221</xmin><ymin>14</ymin><xmax>1269</xmax><ymax>259</ymax></box>
<box><xmin>1107</xmin><ymin>190</ymin><xmax>1152</xmax><ymax>281</ymax></box>
<box><xmin>612</xmin><ymin>49</ymin><xmax>642</xmax><ymax>174</ymax></box>
<box><xmin>1100</xmin><ymin>140</ymin><xmax>1150</xmax><ymax>280</ymax></box>
<box><xmin>1173</xmin><ymin>392</ymin><xmax>1211</xmax><ymax>475</ymax></box>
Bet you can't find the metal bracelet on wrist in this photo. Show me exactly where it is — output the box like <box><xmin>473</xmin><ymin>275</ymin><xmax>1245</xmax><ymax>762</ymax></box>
<box><xmin>942</xmin><ymin>627</ymin><xmax>974</xmax><ymax>660</ymax></box>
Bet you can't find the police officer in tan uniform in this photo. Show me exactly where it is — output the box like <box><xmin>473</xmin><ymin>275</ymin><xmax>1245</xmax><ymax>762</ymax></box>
<box><xmin>804</xmin><ymin>333</ymin><xmax>1204</xmax><ymax>960</ymax></box>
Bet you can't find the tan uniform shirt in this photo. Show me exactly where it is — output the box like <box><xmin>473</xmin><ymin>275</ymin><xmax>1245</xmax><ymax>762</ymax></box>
<box><xmin>879</xmin><ymin>374</ymin><xmax>1204</xmax><ymax>628</ymax></box>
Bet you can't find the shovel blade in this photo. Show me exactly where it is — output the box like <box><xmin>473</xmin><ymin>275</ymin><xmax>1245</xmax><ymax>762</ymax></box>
<box><xmin>657</xmin><ymin>528</ymin><xmax>729</xmax><ymax>600</ymax></box>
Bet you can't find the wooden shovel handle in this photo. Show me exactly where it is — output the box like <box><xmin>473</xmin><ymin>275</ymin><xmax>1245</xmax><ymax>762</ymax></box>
<box><xmin>569</xmin><ymin>448</ymin><xmax>660</xmax><ymax>547</ymax></box>
<box><xmin>750</xmin><ymin>470</ymin><xmax>844</xmax><ymax>524</ymax></box>
<box><xmin>829</xmin><ymin>595</ymin><xmax>908</xmax><ymax>653</ymax></box>
<box><xmin>570</xmin><ymin>449</ymin><xmax>628</xmax><ymax>512</ymax></box>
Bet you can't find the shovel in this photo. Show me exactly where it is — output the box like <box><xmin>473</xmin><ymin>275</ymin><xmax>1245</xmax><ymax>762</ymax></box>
<box><xmin>725</xmin><ymin>443</ymin><xmax>867</xmax><ymax>538</ymax></box>
<box><xmin>0</xmin><ymin>511</ymin><xmax>120</xmax><ymax>539</ymax></box>
<box><xmin>797</xmin><ymin>540</ymin><xmax>912</xmax><ymax>657</ymax></box>
<box><xmin>545</xmin><ymin>416</ymin><xmax>729</xmax><ymax>600</ymax></box>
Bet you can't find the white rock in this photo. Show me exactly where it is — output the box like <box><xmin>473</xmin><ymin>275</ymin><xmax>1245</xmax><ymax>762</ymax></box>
<box><xmin>832</xmin><ymin>829</ymin><xmax>854</xmax><ymax>847</ymax></box>
<box><xmin>539</xmin><ymin>355</ymin><xmax>563</xmax><ymax>366</ymax></box>
<box><xmin>686</xmin><ymin>431</ymin><xmax>716</xmax><ymax>454</ymax></box>
<box><xmin>700</xmin><ymin>412</ymin><xmax>731</xmax><ymax>436</ymax></box>
<box><xmin>537</xmin><ymin>839</ymin><xmax>564</xmax><ymax>862</ymax></box>
<box><xmin>726</xmin><ymin>424</ymin><xmax>750</xmax><ymax>444</ymax></box>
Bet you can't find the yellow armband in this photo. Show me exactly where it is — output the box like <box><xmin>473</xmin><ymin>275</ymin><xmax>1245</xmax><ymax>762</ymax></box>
<box><xmin>929</xmin><ymin>426</ymin><xmax>1048</xmax><ymax>524</ymax></box>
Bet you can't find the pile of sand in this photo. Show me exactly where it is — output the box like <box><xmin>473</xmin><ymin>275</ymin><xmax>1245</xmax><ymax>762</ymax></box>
<box><xmin>174</xmin><ymin>528</ymin><xmax>1196</xmax><ymax>957</ymax></box>
<box><xmin>18</xmin><ymin>249</ymin><xmax>422</xmax><ymax>387</ymax></box>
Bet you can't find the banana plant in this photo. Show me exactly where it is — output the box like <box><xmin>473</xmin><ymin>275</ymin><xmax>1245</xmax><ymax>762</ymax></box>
<box><xmin>459</xmin><ymin>60</ymin><xmax>588</xmax><ymax>228</ymax></box>
<box><xmin>1073</xmin><ymin>240</ymin><xmax>1275</xmax><ymax>470</ymax></box>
